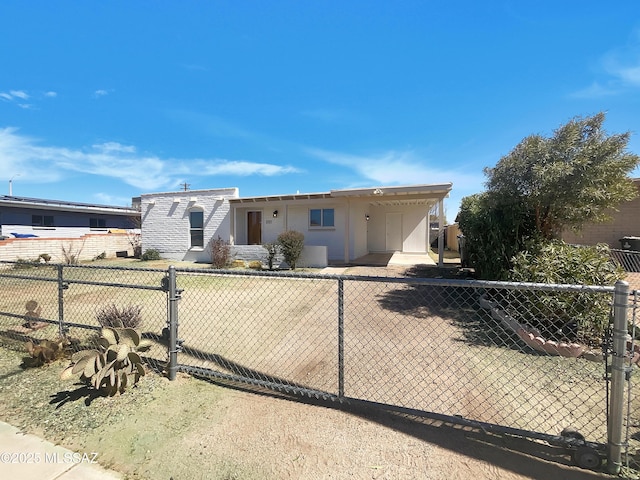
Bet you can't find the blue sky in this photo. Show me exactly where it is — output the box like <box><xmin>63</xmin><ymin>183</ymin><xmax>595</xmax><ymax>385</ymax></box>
<box><xmin>1</xmin><ymin>1</ymin><xmax>640</xmax><ymax>222</ymax></box>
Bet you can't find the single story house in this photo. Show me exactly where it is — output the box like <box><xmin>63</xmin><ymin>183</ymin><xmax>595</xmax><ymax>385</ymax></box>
<box><xmin>141</xmin><ymin>183</ymin><xmax>452</xmax><ymax>267</ymax></box>
<box><xmin>0</xmin><ymin>195</ymin><xmax>140</xmax><ymax>239</ymax></box>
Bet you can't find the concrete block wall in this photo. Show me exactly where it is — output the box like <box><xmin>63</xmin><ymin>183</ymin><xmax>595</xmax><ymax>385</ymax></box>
<box><xmin>0</xmin><ymin>233</ymin><xmax>134</xmax><ymax>262</ymax></box>
<box><xmin>561</xmin><ymin>194</ymin><xmax>640</xmax><ymax>248</ymax></box>
<box><xmin>230</xmin><ymin>245</ymin><xmax>328</xmax><ymax>268</ymax></box>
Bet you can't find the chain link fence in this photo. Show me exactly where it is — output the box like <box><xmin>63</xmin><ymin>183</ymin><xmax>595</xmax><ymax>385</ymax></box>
<box><xmin>0</xmin><ymin>260</ymin><xmax>635</xmax><ymax>471</ymax></box>
<box><xmin>173</xmin><ymin>269</ymin><xmax>615</xmax><ymax>442</ymax></box>
<box><xmin>0</xmin><ymin>261</ymin><xmax>169</xmax><ymax>364</ymax></box>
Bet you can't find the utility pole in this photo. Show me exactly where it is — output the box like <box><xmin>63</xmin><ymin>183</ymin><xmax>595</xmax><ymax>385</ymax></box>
<box><xmin>180</xmin><ymin>182</ymin><xmax>190</xmax><ymax>191</ymax></box>
<box><xmin>9</xmin><ymin>173</ymin><xmax>20</xmax><ymax>196</ymax></box>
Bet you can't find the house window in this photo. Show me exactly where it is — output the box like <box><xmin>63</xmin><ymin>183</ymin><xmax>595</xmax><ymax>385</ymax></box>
<box><xmin>32</xmin><ymin>215</ymin><xmax>54</xmax><ymax>227</ymax></box>
<box><xmin>189</xmin><ymin>210</ymin><xmax>204</xmax><ymax>248</ymax></box>
<box><xmin>309</xmin><ymin>208</ymin><xmax>334</xmax><ymax>228</ymax></box>
<box><xmin>90</xmin><ymin>218</ymin><xmax>107</xmax><ymax>229</ymax></box>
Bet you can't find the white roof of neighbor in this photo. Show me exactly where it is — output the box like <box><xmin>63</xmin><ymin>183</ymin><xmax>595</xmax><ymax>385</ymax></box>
<box><xmin>0</xmin><ymin>195</ymin><xmax>139</xmax><ymax>216</ymax></box>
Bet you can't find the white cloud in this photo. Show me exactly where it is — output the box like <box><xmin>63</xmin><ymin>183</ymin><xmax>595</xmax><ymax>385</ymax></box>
<box><xmin>305</xmin><ymin>147</ymin><xmax>459</xmax><ymax>185</ymax></box>
<box><xmin>10</xmin><ymin>90</ymin><xmax>29</xmax><ymax>100</ymax></box>
<box><xmin>572</xmin><ymin>29</ymin><xmax>640</xmax><ymax>98</ymax></box>
<box><xmin>570</xmin><ymin>81</ymin><xmax>620</xmax><ymax>99</ymax></box>
<box><xmin>197</xmin><ymin>160</ymin><xmax>299</xmax><ymax>176</ymax></box>
<box><xmin>94</xmin><ymin>89</ymin><xmax>110</xmax><ymax>98</ymax></box>
<box><xmin>0</xmin><ymin>89</ymin><xmax>56</xmax><ymax>106</ymax></box>
<box><xmin>0</xmin><ymin>127</ymin><xmax>299</xmax><ymax>191</ymax></box>
<box><xmin>305</xmin><ymin>146</ymin><xmax>484</xmax><ymax>221</ymax></box>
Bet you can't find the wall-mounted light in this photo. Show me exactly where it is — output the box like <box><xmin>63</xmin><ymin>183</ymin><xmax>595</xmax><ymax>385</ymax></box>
<box><xmin>273</xmin><ymin>210</ymin><xmax>279</xmax><ymax>218</ymax></box>
<box><xmin>365</xmin><ymin>214</ymin><xmax>370</xmax><ymax>221</ymax></box>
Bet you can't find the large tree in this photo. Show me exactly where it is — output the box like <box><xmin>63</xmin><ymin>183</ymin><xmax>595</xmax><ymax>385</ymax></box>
<box><xmin>458</xmin><ymin>112</ymin><xmax>640</xmax><ymax>279</ymax></box>
<box><xmin>484</xmin><ymin>112</ymin><xmax>640</xmax><ymax>239</ymax></box>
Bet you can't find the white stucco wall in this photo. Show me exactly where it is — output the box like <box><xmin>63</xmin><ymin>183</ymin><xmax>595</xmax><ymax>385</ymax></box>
<box><xmin>141</xmin><ymin>188</ymin><xmax>238</xmax><ymax>262</ymax></box>
<box><xmin>367</xmin><ymin>204</ymin><xmax>430</xmax><ymax>253</ymax></box>
<box><xmin>350</xmin><ymin>200</ymin><xmax>370</xmax><ymax>260</ymax></box>
<box><xmin>286</xmin><ymin>203</ymin><xmax>346</xmax><ymax>261</ymax></box>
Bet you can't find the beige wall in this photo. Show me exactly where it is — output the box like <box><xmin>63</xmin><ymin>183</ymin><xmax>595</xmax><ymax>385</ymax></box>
<box><xmin>0</xmin><ymin>233</ymin><xmax>134</xmax><ymax>262</ymax></box>
<box><xmin>562</xmin><ymin>183</ymin><xmax>640</xmax><ymax>248</ymax></box>
<box><xmin>446</xmin><ymin>223</ymin><xmax>461</xmax><ymax>251</ymax></box>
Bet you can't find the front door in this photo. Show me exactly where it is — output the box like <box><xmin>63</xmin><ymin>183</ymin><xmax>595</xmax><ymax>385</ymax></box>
<box><xmin>385</xmin><ymin>213</ymin><xmax>402</xmax><ymax>251</ymax></box>
<box><xmin>247</xmin><ymin>211</ymin><xmax>262</xmax><ymax>245</ymax></box>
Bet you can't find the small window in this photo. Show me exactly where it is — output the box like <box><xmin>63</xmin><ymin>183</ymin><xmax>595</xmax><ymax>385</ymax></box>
<box><xmin>189</xmin><ymin>210</ymin><xmax>204</xmax><ymax>248</ymax></box>
<box><xmin>309</xmin><ymin>208</ymin><xmax>335</xmax><ymax>228</ymax></box>
<box><xmin>32</xmin><ymin>215</ymin><xmax>54</xmax><ymax>227</ymax></box>
<box><xmin>90</xmin><ymin>218</ymin><xmax>107</xmax><ymax>228</ymax></box>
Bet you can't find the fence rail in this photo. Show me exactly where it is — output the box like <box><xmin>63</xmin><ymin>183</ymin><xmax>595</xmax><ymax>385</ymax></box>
<box><xmin>0</xmin><ymin>260</ymin><xmax>635</xmax><ymax>472</ymax></box>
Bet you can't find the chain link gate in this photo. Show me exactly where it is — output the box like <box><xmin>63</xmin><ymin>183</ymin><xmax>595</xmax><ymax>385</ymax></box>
<box><xmin>165</xmin><ymin>266</ymin><xmax>632</xmax><ymax>473</ymax></box>
<box><xmin>0</xmin><ymin>261</ymin><xmax>171</xmax><ymax>368</ymax></box>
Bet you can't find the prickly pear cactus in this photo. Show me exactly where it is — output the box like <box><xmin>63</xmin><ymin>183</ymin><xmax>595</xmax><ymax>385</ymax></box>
<box><xmin>24</xmin><ymin>338</ymin><xmax>69</xmax><ymax>367</ymax></box>
<box><xmin>61</xmin><ymin>327</ymin><xmax>153</xmax><ymax>396</ymax></box>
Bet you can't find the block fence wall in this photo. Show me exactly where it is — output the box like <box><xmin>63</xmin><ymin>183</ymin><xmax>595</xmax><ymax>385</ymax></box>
<box><xmin>562</xmin><ymin>193</ymin><xmax>640</xmax><ymax>248</ymax></box>
<box><xmin>0</xmin><ymin>233</ymin><xmax>134</xmax><ymax>262</ymax></box>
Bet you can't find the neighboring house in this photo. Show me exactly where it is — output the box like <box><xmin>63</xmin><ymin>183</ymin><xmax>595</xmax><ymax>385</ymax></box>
<box><xmin>0</xmin><ymin>195</ymin><xmax>140</xmax><ymax>239</ymax></box>
<box><xmin>562</xmin><ymin>178</ymin><xmax>640</xmax><ymax>249</ymax></box>
<box><xmin>141</xmin><ymin>183</ymin><xmax>452</xmax><ymax>266</ymax></box>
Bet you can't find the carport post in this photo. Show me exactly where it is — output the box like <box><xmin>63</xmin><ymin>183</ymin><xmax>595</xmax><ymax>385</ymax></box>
<box><xmin>608</xmin><ymin>279</ymin><xmax>629</xmax><ymax>474</ymax></box>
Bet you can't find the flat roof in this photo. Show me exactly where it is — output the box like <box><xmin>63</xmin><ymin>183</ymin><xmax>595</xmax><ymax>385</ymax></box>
<box><xmin>230</xmin><ymin>183</ymin><xmax>452</xmax><ymax>204</ymax></box>
<box><xmin>0</xmin><ymin>195</ymin><xmax>140</xmax><ymax>216</ymax></box>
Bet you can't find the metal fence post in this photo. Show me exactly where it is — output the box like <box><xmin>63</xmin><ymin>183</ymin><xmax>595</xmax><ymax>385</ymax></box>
<box><xmin>608</xmin><ymin>279</ymin><xmax>629</xmax><ymax>474</ymax></box>
<box><xmin>57</xmin><ymin>264</ymin><xmax>66</xmax><ymax>337</ymax></box>
<box><xmin>338</xmin><ymin>278</ymin><xmax>344</xmax><ymax>399</ymax></box>
<box><xmin>167</xmin><ymin>266</ymin><xmax>179</xmax><ymax>381</ymax></box>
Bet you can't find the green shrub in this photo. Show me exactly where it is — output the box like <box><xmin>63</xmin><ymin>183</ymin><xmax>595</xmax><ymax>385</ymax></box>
<box><xmin>248</xmin><ymin>260</ymin><xmax>262</xmax><ymax>270</ymax></box>
<box><xmin>140</xmin><ymin>248</ymin><xmax>161</xmax><ymax>261</ymax></box>
<box><xmin>210</xmin><ymin>236</ymin><xmax>231</xmax><ymax>268</ymax></box>
<box><xmin>508</xmin><ymin>241</ymin><xmax>626</xmax><ymax>345</ymax></box>
<box><xmin>457</xmin><ymin>193</ymin><xmax>538</xmax><ymax>280</ymax></box>
<box><xmin>96</xmin><ymin>304</ymin><xmax>143</xmax><ymax>329</ymax></box>
<box><xmin>277</xmin><ymin>230</ymin><xmax>304</xmax><ymax>270</ymax></box>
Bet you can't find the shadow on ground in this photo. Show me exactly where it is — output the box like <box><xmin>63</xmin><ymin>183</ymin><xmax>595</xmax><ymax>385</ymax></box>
<box><xmin>195</xmin><ymin>375</ymin><xmax>616</xmax><ymax>479</ymax></box>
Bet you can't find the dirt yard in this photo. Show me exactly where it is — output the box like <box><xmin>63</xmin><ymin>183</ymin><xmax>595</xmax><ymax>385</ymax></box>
<box><xmin>0</xmin><ymin>261</ymin><xmax>628</xmax><ymax>479</ymax></box>
<box><xmin>0</xmin><ymin>350</ymin><xmax>615</xmax><ymax>480</ymax></box>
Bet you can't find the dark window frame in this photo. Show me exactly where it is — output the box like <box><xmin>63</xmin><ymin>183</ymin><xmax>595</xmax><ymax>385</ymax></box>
<box><xmin>309</xmin><ymin>208</ymin><xmax>335</xmax><ymax>228</ymax></box>
<box><xmin>189</xmin><ymin>209</ymin><xmax>204</xmax><ymax>248</ymax></box>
